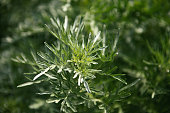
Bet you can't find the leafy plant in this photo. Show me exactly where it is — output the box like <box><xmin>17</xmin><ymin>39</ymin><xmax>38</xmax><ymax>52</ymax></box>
<box><xmin>13</xmin><ymin>16</ymin><xmax>140</xmax><ymax>112</ymax></box>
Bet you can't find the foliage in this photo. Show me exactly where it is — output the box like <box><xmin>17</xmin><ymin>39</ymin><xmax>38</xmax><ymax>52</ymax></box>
<box><xmin>0</xmin><ymin>0</ymin><xmax>170</xmax><ymax>113</ymax></box>
<box><xmin>13</xmin><ymin>16</ymin><xmax>140</xmax><ymax>112</ymax></box>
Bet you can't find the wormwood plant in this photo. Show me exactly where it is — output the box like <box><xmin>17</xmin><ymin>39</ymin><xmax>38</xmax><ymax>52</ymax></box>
<box><xmin>14</xmin><ymin>16</ymin><xmax>139</xmax><ymax>112</ymax></box>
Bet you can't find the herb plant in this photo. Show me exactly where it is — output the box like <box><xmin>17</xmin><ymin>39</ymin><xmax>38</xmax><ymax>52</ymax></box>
<box><xmin>13</xmin><ymin>16</ymin><xmax>139</xmax><ymax>112</ymax></box>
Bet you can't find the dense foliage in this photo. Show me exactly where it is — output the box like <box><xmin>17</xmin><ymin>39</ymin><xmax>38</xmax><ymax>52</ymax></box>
<box><xmin>0</xmin><ymin>0</ymin><xmax>169</xmax><ymax>113</ymax></box>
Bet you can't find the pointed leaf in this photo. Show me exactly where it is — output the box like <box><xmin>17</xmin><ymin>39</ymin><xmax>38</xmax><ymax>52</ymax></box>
<box><xmin>119</xmin><ymin>79</ymin><xmax>140</xmax><ymax>92</ymax></box>
<box><xmin>33</xmin><ymin>67</ymin><xmax>50</xmax><ymax>80</ymax></box>
<box><xmin>17</xmin><ymin>80</ymin><xmax>42</xmax><ymax>87</ymax></box>
<box><xmin>45</xmin><ymin>73</ymin><xmax>57</xmax><ymax>79</ymax></box>
<box><xmin>46</xmin><ymin>99</ymin><xmax>61</xmax><ymax>103</ymax></box>
<box><xmin>17</xmin><ymin>82</ymin><xmax>34</xmax><ymax>87</ymax></box>
<box><xmin>66</xmin><ymin>101</ymin><xmax>77</xmax><ymax>112</ymax></box>
<box><xmin>92</xmin><ymin>31</ymin><xmax>101</xmax><ymax>46</ymax></box>
<box><xmin>64</xmin><ymin>16</ymin><xmax>68</xmax><ymax>31</ymax></box>
<box><xmin>84</xmin><ymin>81</ymin><xmax>91</xmax><ymax>93</ymax></box>
<box><xmin>73</xmin><ymin>72</ymin><xmax>79</xmax><ymax>78</ymax></box>
<box><xmin>112</xmin><ymin>76</ymin><xmax>127</xmax><ymax>85</ymax></box>
<box><xmin>78</xmin><ymin>75</ymin><xmax>82</xmax><ymax>86</ymax></box>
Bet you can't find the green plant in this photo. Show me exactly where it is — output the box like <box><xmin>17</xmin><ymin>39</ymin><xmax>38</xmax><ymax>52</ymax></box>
<box><xmin>13</xmin><ymin>16</ymin><xmax>139</xmax><ymax>112</ymax></box>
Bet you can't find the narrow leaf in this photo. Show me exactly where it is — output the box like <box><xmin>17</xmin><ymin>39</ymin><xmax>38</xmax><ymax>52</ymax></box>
<box><xmin>33</xmin><ymin>67</ymin><xmax>50</xmax><ymax>81</ymax></box>
<box><xmin>45</xmin><ymin>24</ymin><xmax>59</xmax><ymax>39</ymax></box>
<box><xmin>17</xmin><ymin>82</ymin><xmax>34</xmax><ymax>87</ymax></box>
<box><xmin>112</xmin><ymin>29</ymin><xmax>119</xmax><ymax>52</ymax></box>
<box><xmin>45</xmin><ymin>73</ymin><xmax>57</xmax><ymax>79</ymax></box>
<box><xmin>64</xmin><ymin>16</ymin><xmax>68</xmax><ymax>31</ymax></box>
<box><xmin>17</xmin><ymin>80</ymin><xmax>42</xmax><ymax>87</ymax></box>
<box><xmin>44</xmin><ymin>42</ymin><xmax>55</xmax><ymax>53</ymax></box>
<box><xmin>66</xmin><ymin>101</ymin><xmax>77</xmax><ymax>112</ymax></box>
<box><xmin>78</xmin><ymin>75</ymin><xmax>82</xmax><ymax>86</ymax></box>
<box><xmin>112</xmin><ymin>76</ymin><xmax>127</xmax><ymax>85</ymax></box>
<box><xmin>73</xmin><ymin>72</ymin><xmax>79</xmax><ymax>79</ymax></box>
<box><xmin>119</xmin><ymin>79</ymin><xmax>141</xmax><ymax>92</ymax></box>
<box><xmin>46</xmin><ymin>99</ymin><xmax>61</xmax><ymax>103</ymax></box>
<box><xmin>31</xmin><ymin>51</ymin><xmax>38</xmax><ymax>62</ymax></box>
<box><xmin>57</xmin><ymin>66</ymin><xmax>63</xmax><ymax>73</ymax></box>
<box><xmin>37</xmin><ymin>92</ymin><xmax>50</xmax><ymax>95</ymax></box>
<box><xmin>92</xmin><ymin>31</ymin><xmax>101</xmax><ymax>46</ymax></box>
<box><xmin>84</xmin><ymin>81</ymin><xmax>91</xmax><ymax>93</ymax></box>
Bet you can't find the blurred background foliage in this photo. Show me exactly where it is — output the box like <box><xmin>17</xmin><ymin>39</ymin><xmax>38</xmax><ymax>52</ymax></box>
<box><xmin>0</xmin><ymin>0</ymin><xmax>169</xmax><ymax>113</ymax></box>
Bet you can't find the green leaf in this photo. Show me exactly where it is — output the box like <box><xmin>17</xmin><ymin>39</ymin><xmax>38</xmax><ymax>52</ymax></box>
<box><xmin>37</xmin><ymin>51</ymin><xmax>51</xmax><ymax>62</ymax></box>
<box><xmin>118</xmin><ymin>92</ymin><xmax>131</xmax><ymax>99</ymax></box>
<box><xmin>17</xmin><ymin>80</ymin><xmax>42</xmax><ymax>87</ymax></box>
<box><xmin>64</xmin><ymin>16</ymin><xmax>68</xmax><ymax>31</ymax></box>
<box><xmin>45</xmin><ymin>24</ymin><xmax>59</xmax><ymax>39</ymax></box>
<box><xmin>84</xmin><ymin>81</ymin><xmax>91</xmax><ymax>93</ymax></box>
<box><xmin>111</xmin><ymin>76</ymin><xmax>127</xmax><ymax>85</ymax></box>
<box><xmin>143</xmin><ymin>60</ymin><xmax>158</xmax><ymax>65</ymax></box>
<box><xmin>46</xmin><ymin>99</ymin><xmax>61</xmax><ymax>104</ymax></box>
<box><xmin>44</xmin><ymin>73</ymin><xmax>57</xmax><ymax>79</ymax></box>
<box><xmin>33</xmin><ymin>67</ymin><xmax>50</xmax><ymax>80</ymax></box>
<box><xmin>106</xmin><ymin>66</ymin><xmax>118</xmax><ymax>74</ymax></box>
<box><xmin>112</xmin><ymin>29</ymin><xmax>119</xmax><ymax>52</ymax></box>
<box><xmin>31</xmin><ymin>51</ymin><xmax>38</xmax><ymax>62</ymax></box>
<box><xmin>17</xmin><ymin>82</ymin><xmax>34</xmax><ymax>87</ymax></box>
<box><xmin>92</xmin><ymin>31</ymin><xmax>101</xmax><ymax>46</ymax></box>
<box><xmin>66</xmin><ymin>100</ymin><xmax>77</xmax><ymax>112</ymax></box>
<box><xmin>119</xmin><ymin>79</ymin><xmax>141</xmax><ymax>92</ymax></box>
<box><xmin>44</xmin><ymin>42</ymin><xmax>55</xmax><ymax>53</ymax></box>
